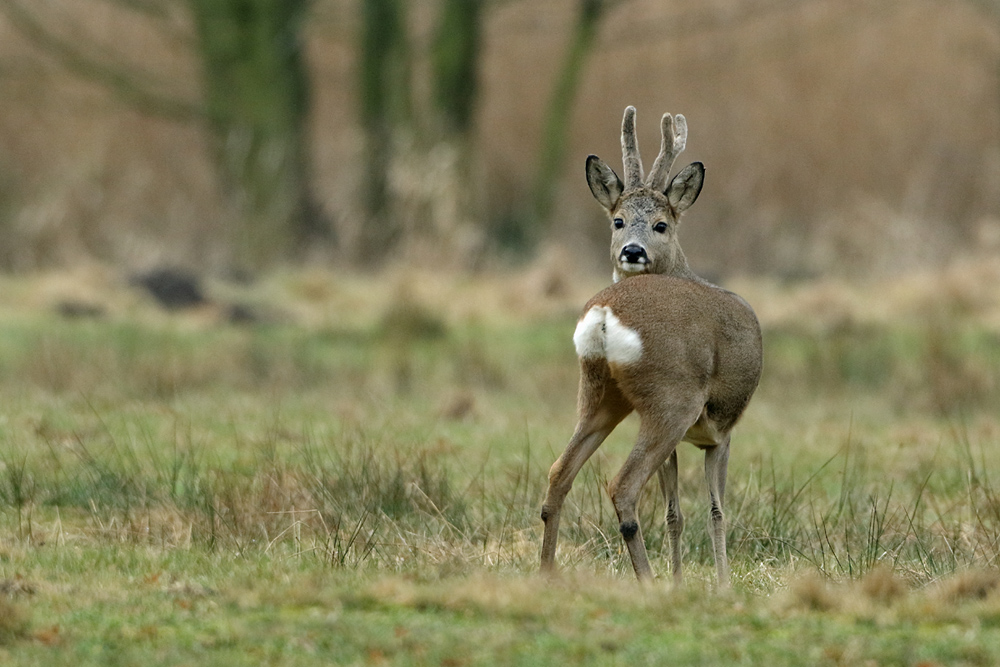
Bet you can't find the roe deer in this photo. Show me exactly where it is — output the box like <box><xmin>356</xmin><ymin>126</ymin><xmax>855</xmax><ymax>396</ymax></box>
<box><xmin>539</xmin><ymin>107</ymin><xmax>762</xmax><ymax>586</ymax></box>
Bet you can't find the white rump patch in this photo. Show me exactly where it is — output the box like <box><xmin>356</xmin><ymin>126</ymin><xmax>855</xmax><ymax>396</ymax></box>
<box><xmin>604</xmin><ymin>311</ymin><xmax>643</xmax><ymax>364</ymax></box>
<box><xmin>573</xmin><ymin>306</ymin><xmax>608</xmax><ymax>359</ymax></box>
<box><xmin>572</xmin><ymin>306</ymin><xmax>643</xmax><ymax>365</ymax></box>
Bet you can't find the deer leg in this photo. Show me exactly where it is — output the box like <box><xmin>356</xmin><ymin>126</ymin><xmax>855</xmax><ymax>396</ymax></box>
<box><xmin>656</xmin><ymin>449</ymin><xmax>684</xmax><ymax>586</ymax></box>
<box><xmin>540</xmin><ymin>423</ymin><xmax>614</xmax><ymax>572</ymax></box>
<box><xmin>609</xmin><ymin>418</ymin><xmax>690</xmax><ymax>582</ymax></box>
<box><xmin>704</xmin><ymin>435</ymin><xmax>731</xmax><ymax>588</ymax></box>
<box><xmin>541</xmin><ymin>367</ymin><xmax>630</xmax><ymax>573</ymax></box>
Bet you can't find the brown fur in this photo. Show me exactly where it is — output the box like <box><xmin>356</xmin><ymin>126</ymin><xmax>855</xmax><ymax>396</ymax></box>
<box><xmin>585</xmin><ymin>275</ymin><xmax>761</xmax><ymax>439</ymax></box>
<box><xmin>540</xmin><ymin>108</ymin><xmax>763</xmax><ymax>587</ymax></box>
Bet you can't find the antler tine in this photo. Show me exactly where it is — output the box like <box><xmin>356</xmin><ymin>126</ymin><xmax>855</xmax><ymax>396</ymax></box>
<box><xmin>645</xmin><ymin>113</ymin><xmax>688</xmax><ymax>192</ymax></box>
<box><xmin>621</xmin><ymin>106</ymin><xmax>644</xmax><ymax>190</ymax></box>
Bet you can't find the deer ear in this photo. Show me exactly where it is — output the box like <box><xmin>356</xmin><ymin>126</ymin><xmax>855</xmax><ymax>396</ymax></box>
<box><xmin>666</xmin><ymin>162</ymin><xmax>705</xmax><ymax>213</ymax></box>
<box><xmin>586</xmin><ymin>155</ymin><xmax>623</xmax><ymax>212</ymax></box>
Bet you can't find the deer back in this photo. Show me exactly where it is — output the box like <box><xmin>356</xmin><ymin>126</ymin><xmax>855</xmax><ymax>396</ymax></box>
<box><xmin>574</xmin><ymin>274</ymin><xmax>762</xmax><ymax>433</ymax></box>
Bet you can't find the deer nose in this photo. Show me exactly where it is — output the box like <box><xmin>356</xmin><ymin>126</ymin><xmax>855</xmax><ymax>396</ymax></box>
<box><xmin>620</xmin><ymin>244</ymin><xmax>648</xmax><ymax>264</ymax></box>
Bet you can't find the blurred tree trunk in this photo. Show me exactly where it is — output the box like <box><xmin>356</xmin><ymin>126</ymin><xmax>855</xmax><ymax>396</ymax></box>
<box><xmin>357</xmin><ymin>0</ymin><xmax>410</xmax><ymax>260</ymax></box>
<box><xmin>189</xmin><ymin>0</ymin><xmax>331</xmax><ymax>272</ymax></box>
<box><xmin>356</xmin><ymin>0</ymin><xmax>486</xmax><ymax>267</ymax></box>
<box><xmin>966</xmin><ymin>1</ymin><xmax>1000</xmax><ymax>162</ymax></box>
<box><xmin>431</xmin><ymin>0</ymin><xmax>482</xmax><ymax>137</ymax></box>
<box><xmin>531</xmin><ymin>0</ymin><xmax>612</xmax><ymax>239</ymax></box>
<box><xmin>424</xmin><ymin>0</ymin><xmax>485</xmax><ymax>265</ymax></box>
<box><xmin>1</xmin><ymin>0</ymin><xmax>331</xmax><ymax>272</ymax></box>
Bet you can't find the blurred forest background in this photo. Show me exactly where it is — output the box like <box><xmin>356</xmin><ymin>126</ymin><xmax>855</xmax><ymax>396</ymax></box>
<box><xmin>0</xmin><ymin>0</ymin><xmax>998</xmax><ymax>280</ymax></box>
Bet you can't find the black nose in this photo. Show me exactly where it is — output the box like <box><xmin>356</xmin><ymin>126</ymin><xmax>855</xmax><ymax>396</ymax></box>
<box><xmin>620</xmin><ymin>244</ymin><xmax>647</xmax><ymax>263</ymax></box>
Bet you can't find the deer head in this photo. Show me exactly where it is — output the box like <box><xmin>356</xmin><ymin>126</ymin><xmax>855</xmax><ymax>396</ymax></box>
<box><xmin>585</xmin><ymin>106</ymin><xmax>705</xmax><ymax>283</ymax></box>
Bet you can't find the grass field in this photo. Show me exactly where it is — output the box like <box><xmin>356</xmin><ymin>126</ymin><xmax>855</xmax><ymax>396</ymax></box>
<box><xmin>2</xmin><ymin>263</ymin><xmax>1000</xmax><ymax>665</ymax></box>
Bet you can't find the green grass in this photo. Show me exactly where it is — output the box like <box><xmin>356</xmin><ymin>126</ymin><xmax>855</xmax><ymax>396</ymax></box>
<box><xmin>1</xmin><ymin>279</ymin><xmax>999</xmax><ymax>664</ymax></box>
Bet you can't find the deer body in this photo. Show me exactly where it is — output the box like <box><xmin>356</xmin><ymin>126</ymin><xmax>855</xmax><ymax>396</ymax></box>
<box><xmin>540</xmin><ymin>108</ymin><xmax>762</xmax><ymax>585</ymax></box>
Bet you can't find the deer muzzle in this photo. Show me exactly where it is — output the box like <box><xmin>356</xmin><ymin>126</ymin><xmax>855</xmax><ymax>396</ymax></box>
<box><xmin>619</xmin><ymin>244</ymin><xmax>649</xmax><ymax>271</ymax></box>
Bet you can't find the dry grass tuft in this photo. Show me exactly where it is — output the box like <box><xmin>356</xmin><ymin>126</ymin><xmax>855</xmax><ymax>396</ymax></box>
<box><xmin>932</xmin><ymin>569</ymin><xmax>1000</xmax><ymax>603</ymax></box>
<box><xmin>776</xmin><ymin>568</ymin><xmax>911</xmax><ymax>617</ymax></box>
<box><xmin>0</xmin><ymin>576</ymin><xmax>36</xmax><ymax>599</ymax></box>
<box><xmin>859</xmin><ymin>565</ymin><xmax>908</xmax><ymax>604</ymax></box>
<box><xmin>0</xmin><ymin>596</ymin><xmax>29</xmax><ymax>645</ymax></box>
<box><xmin>438</xmin><ymin>391</ymin><xmax>476</xmax><ymax>421</ymax></box>
<box><xmin>780</xmin><ymin>572</ymin><xmax>840</xmax><ymax>612</ymax></box>
<box><xmin>0</xmin><ymin>576</ymin><xmax>32</xmax><ymax>646</ymax></box>
<box><xmin>378</xmin><ymin>290</ymin><xmax>449</xmax><ymax>343</ymax></box>
<box><xmin>163</xmin><ymin>578</ymin><xmax>216</xmax><ymax>600</ymax></box>
<box><xmin>357</xmin><ymin>571</ymin><xmax>681</xmax><ymax>623</ymax></box>
<box><xmin>738</xmin><ymin>256</ymin><xmax>1000</xmax><ymax>334</ymax></box>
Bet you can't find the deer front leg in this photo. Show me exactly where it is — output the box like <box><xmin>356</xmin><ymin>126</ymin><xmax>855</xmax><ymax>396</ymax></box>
<box><xmin>540</xmin><ymin>425</ymin><xmax>611</xmax><ymax>572</ymax></box>
<box><xmin>704</xmin><ymin>436</ymin><xmax>731</xmax><ymax>588</ymax></box>
<box><xmin>656</xmin><ymin>450</ymin><xmax>684</xmax><ymax>586</ymax></box>
<box><xmin>542</xmin><ymin>361</ymin><xmax>630</xmax><ymax>574</ymax></box>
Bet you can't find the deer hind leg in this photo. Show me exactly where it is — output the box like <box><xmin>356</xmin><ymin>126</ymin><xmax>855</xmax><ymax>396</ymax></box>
<box><xmin>704</xmin><ymin>435</ymin><xmax>731</xmax><ymax>588</ymax></box>
<box><xmin>540</xmin><ymin>362</ymin><xmax>631</xmax><ymax>573</ymax></box>
<box><xmin>656</xmin><ymin>449</ymin><xmax>684</xmax><ymax>586</ymax></box>
<box><xmin>609</xmin><ymin>414</ymin><xmax>694</xmax><ymax>582</ymax></box>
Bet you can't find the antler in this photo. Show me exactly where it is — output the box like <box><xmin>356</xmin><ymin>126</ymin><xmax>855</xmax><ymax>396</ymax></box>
<box><xmin>621</xmin><ymin>106</ymin><xmax>644</xmax><ymax>190</ymax></box>
<box><xmin>645</xmin><ymin>113</ymin><xmax>688</xmax><ymax>192</ymax></box>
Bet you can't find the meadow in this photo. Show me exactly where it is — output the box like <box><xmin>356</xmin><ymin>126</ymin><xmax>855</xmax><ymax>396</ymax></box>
<box><xmin>1</xmin><ymin>261</ymin><xmax>1000</xmax><ymax>665</ymax></box>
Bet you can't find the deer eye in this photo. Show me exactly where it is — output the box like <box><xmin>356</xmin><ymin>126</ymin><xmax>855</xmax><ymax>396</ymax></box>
<box><xmin>653</xmin><ymin>222</ymin><xmax>668</xmax><ymax>234</ymax></box>
<box><xmin>613</xmin><ymin>218</ymin><xmax>624</xmax><ymax>229</ymax></box>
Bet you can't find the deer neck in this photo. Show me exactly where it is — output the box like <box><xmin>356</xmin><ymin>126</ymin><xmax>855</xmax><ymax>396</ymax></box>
<box><xmin>664</xmin><ymin>245</ymin><xmax>698</xmax><ymax>280</ymax></box>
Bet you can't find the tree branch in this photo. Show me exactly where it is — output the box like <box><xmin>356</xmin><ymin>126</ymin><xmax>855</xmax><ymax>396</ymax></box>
<box><xmin>100</xmin><ymin>0</ymin><xmax>175</xmax><ymax>20</ymax></box>
<box><xmin>0</xmin><ymin>0</ymin><xmax>202</xmax><ymax>122</ymax></box>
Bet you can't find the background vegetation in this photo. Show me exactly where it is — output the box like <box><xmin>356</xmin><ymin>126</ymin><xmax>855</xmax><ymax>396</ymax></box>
<box><xmin>0</xmin><ymin>0</ymin><xmax>998</xmax><ymax>275</ymax></box>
